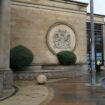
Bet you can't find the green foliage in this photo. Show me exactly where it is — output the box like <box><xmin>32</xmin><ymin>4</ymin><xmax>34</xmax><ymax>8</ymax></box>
<box><xmin>57</xmin><ymin>51</ymin><xmax>77</xmax><ymax>65</ymax></box>
<box><xmin>10</xmin><ymin>45</ymin><xmax>34</xmax><ymax>71</ymax></box>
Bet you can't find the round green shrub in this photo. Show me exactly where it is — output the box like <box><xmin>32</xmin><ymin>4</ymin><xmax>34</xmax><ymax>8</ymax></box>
<box><xmin>57</xmin><ymin>51</ymin><xmax>77</xmax><ymax>65</ymax></box>
<box><xmin>10</xmin><ymin>45</ymin><xmax>34</xmax><ymax>71</ymax></box>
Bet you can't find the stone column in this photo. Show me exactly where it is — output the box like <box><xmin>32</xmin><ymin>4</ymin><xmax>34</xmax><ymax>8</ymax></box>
<box><xmin>0</xmin><ymin>0</ymin><xmax>13</xmax><ymax>89</ymax></box>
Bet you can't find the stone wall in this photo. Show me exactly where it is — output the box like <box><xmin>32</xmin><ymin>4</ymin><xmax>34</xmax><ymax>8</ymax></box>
<box><xmin>11</xmin><ymin>0</ymin><xmax>88</xmax><ymax>65</ymax></box>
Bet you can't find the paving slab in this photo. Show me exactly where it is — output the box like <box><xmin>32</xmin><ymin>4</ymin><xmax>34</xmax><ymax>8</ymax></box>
<box><xmin>48</xmin><ymin>76</ymin><xmax>105</xmax><ymax>105</ymax></box>
<box><xmin>0</xmin><ymin>80</ymin><xmax>50</xmax><ymax>105</ymax></box>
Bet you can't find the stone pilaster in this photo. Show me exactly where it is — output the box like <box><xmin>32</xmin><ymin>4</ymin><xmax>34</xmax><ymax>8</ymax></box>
<box><xmin>0</xmin><ymin>0</ymin><xmax>13</xmax><ymax>89</ymax></box>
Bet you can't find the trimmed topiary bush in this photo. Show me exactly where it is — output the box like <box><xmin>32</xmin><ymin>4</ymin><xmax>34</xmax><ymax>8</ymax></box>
<box><xmin>10</xmin><ymin>45</ymin><xmax>34</xmax><ymax>71</ymax></box>
<box><xmin>57</xmin><ymin>51</ymin><xmax>77</xmax><ymax>65</ymax></box>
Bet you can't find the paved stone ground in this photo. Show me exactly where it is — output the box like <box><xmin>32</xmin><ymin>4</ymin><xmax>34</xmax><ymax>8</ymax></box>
<box><xmin>48</xmin><ymin>75</ymin><xmax>105</xmax><ymax>105</ymax></box>
<box><xmin>0</xmin><ymin>87</ymin><xmax>16</xmax><ymax>101</ymax></box>
<box><xmin>0</xmin><ymin>80</ymin><xmax>50</xmax><ymax>105</ymax></box>
<box><xmin>1</xmin><ymin>71</ymin><xmax>105</xmax><ymax>105</ymax></box>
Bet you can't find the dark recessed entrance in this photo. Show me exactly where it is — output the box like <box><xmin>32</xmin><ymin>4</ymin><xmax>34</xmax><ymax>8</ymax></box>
<box><xmin>87</xmin><ymin>22</ymin><xmax>104</xmax><ymax>67</ymax></box>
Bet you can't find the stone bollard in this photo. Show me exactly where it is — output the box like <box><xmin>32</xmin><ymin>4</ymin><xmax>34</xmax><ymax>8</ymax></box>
<box><xmin>0</xmin><ymin>73</ymin><xmax>3</xmax><ymax>98</ymax></box>
<box><xmin>36</xmin><ymin>74</ymin><xmax>47</xmax><ymax>85</ymax></box>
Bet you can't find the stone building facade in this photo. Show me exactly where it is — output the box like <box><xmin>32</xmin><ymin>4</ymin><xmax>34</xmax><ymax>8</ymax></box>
<box><xmin>10</xmin><ymin>0</ymin><xmax>105</xmax><ymax>67</ymax></box>
<box><xmin>0</xmin><ymin>0</ymin><xmax>105</xmax><ymax>87</ymax></box>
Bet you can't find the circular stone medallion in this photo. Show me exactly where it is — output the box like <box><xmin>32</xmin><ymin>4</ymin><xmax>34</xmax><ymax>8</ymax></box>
<box><xmin>47</xmin><ymin>24</ymin><xmax>76</xmax><ymax>54</ymax></box>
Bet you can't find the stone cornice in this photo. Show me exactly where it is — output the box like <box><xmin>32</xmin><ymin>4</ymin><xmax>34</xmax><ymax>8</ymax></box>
<box><xmin>11</xmin><ymin>0</ymin><xmax>87</xmax><ymax>12</ymax></box>
<box><xmin>50</xmin><ymin>0</ymin><xmax>88</xmax><ymax>6</ymax></box>
<box><xmin>11</xmin><ymin>1</ymin><xmax>87</xmax><ymax>16</ymax></box>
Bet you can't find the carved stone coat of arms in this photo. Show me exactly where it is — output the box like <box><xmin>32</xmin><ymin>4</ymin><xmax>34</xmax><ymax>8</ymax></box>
<box><xmin>53</xmin><ymin>29</ymin><xmax>71</xmax><ymax>49</ymax></box>
<box><xmin>47</xmin><ymin>24</ymin><xmax>76</xmax><ymax>54</ymax></box>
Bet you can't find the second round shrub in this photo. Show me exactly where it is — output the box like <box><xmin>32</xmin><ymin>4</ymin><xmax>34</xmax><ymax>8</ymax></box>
<box><xmin>57</xmin><ymin>51</ymin><xmax>77</xmax><ymax>65</ymax></box>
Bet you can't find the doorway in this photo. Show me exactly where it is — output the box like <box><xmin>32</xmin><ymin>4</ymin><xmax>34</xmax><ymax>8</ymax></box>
<box><xmin>87</xmin><ymin>22</ymin><xmax>104</xmax><ymax>68</ymax></box>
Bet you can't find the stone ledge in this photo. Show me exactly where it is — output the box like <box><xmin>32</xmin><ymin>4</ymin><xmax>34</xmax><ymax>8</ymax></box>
<box><xmin>42</xmin><ymin>64</ymin><xmax>88</xmax><ymax>70</ymax></box>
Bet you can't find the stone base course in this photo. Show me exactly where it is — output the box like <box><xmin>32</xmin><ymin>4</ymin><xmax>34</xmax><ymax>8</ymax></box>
<box><xmin>14</xmin><ymin>64</ymin><xmax>88</xmax><ymax>80</ymax></box>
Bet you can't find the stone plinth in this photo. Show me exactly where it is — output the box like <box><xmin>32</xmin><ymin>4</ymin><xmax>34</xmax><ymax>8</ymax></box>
<box><xmin>0</xmin><ymin>73</ymin><xmax>3</xmax><ymax>98</ymax></box>
<box><xmin>3</xmin><ymin>70</ymin><xmax>13</xmax><ymax>89</ymax></box>
<box><xmin>14</xmin><ymin>64</ymin><xmax>88</xmax><ymax>80</ymax></box>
